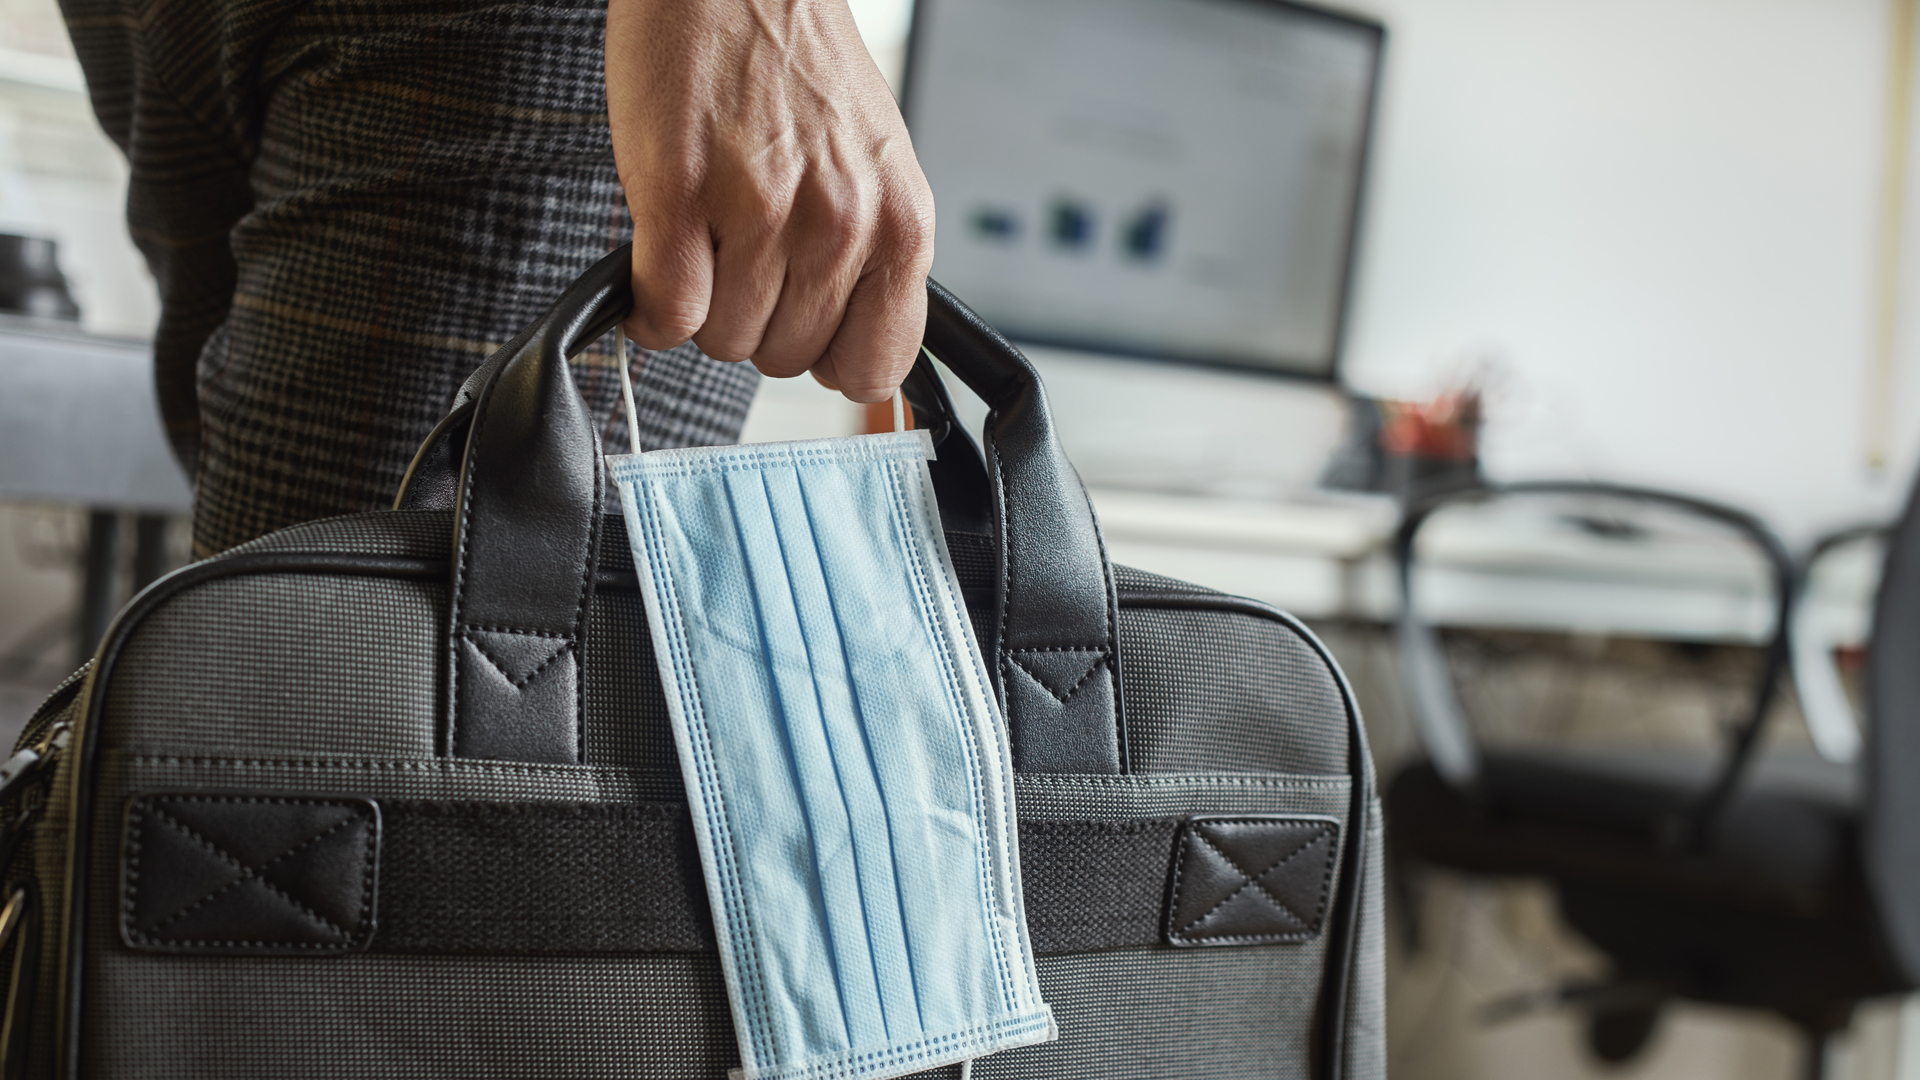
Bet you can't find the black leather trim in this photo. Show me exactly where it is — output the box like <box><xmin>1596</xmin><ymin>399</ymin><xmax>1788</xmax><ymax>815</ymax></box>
<box><xmin>899</xmin><ymin>358</ymin><xmax>994</xmax><ymax>540</ymax></box>
<box><xmin>393</xmin><ymin>402</ymin><xmax>470</xmax><ymax>512</ymax></box>
<box><xmin>924</xmin><ymin>279</ymin><xmax>1125</xmax><ymax>774</ymax></box>
<box><xmin>1116</xmin><ymin>587</ymin><xmax>1372</xmax><ymax>1080</ymax></box>
<box><xmin>58</xmin><ymin>549</ymin><xmax>442</xmax><ymax>1080</ymax></box>
<box><xmin>1165</xmin><ymin>816</ymin><xmax>1340</xmax><ymax>947</ymax></box>
<box><xmin>120</xmin><ymin>794</ymin><xmax>380</xmax><ymax>955</ymax></box>
<box><xmin>444</xmin><ymin>257</ymin><xmax>612</xmax><ymax>764</ymax></box>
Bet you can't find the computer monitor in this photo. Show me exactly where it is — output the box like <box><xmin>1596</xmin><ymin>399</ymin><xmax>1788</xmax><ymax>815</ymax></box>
<box><xmin>902</xmin><ymin>0</ymin><xmax>1384</xmax><ymax>381</ymax></box>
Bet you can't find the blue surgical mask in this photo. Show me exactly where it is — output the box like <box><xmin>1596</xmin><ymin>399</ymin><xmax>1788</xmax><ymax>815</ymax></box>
<box><xmin>609</xmin><ymin>428</ymin><xmax>1054</xmax><ymax>1080</ymax></box>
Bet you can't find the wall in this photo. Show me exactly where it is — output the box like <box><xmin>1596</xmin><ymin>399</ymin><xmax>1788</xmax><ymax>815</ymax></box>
<box><xmin>1339</xmin><ymin>0</ymin><xmax>1914</xmax><ymax>542</ymax></box>
<box><xmin>859</xmin><ymin>0</ymin><xmax>1920</xmax><ymax>542</ymax></box>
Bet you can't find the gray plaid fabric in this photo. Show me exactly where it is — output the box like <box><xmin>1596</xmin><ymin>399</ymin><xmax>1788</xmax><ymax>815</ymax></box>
<box><xmin>59</xmin><ymin>0</ymin><xmax>760</xmax><ymax>556</ymax></box>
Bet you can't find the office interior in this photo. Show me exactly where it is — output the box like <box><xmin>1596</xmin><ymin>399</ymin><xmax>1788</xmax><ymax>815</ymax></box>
<box><xmin>2</xmin><ymin>0</ymin><xmax>1917</xmax><ymax>1076</ymax></box>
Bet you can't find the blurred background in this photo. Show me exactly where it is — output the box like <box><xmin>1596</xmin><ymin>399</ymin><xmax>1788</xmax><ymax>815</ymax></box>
<box><xmin>6</xmin><ymin>0</ymin><xmax>1920</xmax><ymax>1076</ymax></box>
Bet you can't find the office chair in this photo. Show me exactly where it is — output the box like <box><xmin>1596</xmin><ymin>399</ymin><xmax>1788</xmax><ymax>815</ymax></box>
<box><xmin>1386</xmin><ymin>481</ymin><xmax>1904</xmax><ymax>1079</ymax></box>
<box><xmin>1791</xmin><ymin>524</ymin><xmax>1886</xmax><ymax>765</ymax></box>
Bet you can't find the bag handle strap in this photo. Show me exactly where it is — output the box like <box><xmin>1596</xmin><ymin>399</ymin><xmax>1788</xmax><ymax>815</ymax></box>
<box><xmin>403</xmin><ymin>244</ymin><xmax>1124</xmax><ymax>773</ymax></box>
<box><xmin>910</xmin><ymin>280</ymin><xmax>1125</xmax><ymax>772</ymax></box>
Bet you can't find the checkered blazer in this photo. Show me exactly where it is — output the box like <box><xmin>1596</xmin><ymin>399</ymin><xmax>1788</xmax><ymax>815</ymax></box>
<box><xmin>59</xmin><ymin>0</ymin><xmax>759</xmax><ymax>556</ymax></box>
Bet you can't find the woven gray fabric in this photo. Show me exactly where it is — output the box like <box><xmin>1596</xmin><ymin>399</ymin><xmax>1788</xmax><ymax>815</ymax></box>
<box><xmin>98</xmin><ymin>754</ymin><xmax>686</xmax><ymax>824</ymax></box>
<box><xmin>35</xmin><ymin>500</ymin><xmax>1381</xmax><ymax>1077</ymax></box>
<box><xmin>967</xmin><ymin>948</ymin><xmax>1324</xmax><ymax>1080</ymax></box>
<box><xmin>1345</xmin><ymin>803</ymin><xmax>1387</xmax><ymax>1080</ymax></box>
<box><xmin>87</xmin><ymin>951</ymin><xmax>741</xmax><ymax>1079</ymax></box>
<box><xmin>59</xmin><ymin>0</ymin><xmax>760</xmax><ymax>557</ymax></box>
<box><xmin>583</xmin><ymin>588</ymin><xmax>677</xmax><ymax>775</ymax></box>
<box><xmin>1114</xmin><ymin>567</ymin><xmax>1350</xmax><ymax>776</ymax></box>
<box><xmin>212</xmin><ymin>512</ymin><xmax>452</xmax><ymax>561</ymax></box>
<box><xmin>1012</xmin><ymin>774</ymin><xmax>1351</xmax><ymax>823</ymax></box>
<box><xmin>99</xmin><ymin>575</ymin><xmax>440</xmax><ymax>760</ymax></box>
<box><xmin>77</xmin><ymin>944</ymin><xmax>1331</xmax><ymax>1080</ymax></box>
<box><xmin>82</xmin><ymin>944</ymin><xmax>1325</xmax><ymax>1079</ymax></box>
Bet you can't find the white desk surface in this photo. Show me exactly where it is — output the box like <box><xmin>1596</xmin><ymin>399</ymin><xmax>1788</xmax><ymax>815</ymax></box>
<box><xmin>0</xmin><ymin>320</ymin><xmax>191</xmax><ymax>513</ymax></box>
<box><xmin>0</xmin><ymin>324</ymin><xmax>1873</xmax><ymax>648</ymax></box>
<box><xmin>1090</xmin><ymin>487</ymin><xmax>1873</xmax><ymax>646</ymax></box>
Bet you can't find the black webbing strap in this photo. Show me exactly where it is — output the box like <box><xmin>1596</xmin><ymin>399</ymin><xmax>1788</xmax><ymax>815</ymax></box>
<box><xmin>377</xmin><ymin>801</ymin><xmax>713</xmax><ymax>953</ymax></box>
<box><xmin>368</xmin><ymin>801</ymin><xmax>1180</xmax><ymax>956</ymax></box>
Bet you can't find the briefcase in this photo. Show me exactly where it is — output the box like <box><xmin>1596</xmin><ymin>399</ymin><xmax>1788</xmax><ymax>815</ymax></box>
<box><xmin>0</xmin><ymin>246</ymin><xmax>1382</xmax><ymax>1079</ymax></box>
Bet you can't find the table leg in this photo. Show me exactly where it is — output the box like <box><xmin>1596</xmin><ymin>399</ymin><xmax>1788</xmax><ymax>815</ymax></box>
<box><xmin>78</xmin><ymin>509</ymin><xmax>119</xmax><ymax>660</ymax></box>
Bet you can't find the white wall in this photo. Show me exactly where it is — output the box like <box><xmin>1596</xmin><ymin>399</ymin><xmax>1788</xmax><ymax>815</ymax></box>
<box><xmin>1339</xmin><ymin>0</ymin><xmax>1918</xmax><ymax>542</ymax></box>
<box><xmin>858</xmin><ymin>0</ymin><xmax>1920</xmax><ymax>543</ymax></box>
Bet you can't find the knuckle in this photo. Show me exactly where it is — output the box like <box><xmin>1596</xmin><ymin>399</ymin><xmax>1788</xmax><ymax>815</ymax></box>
<box><xmin>693</xmin><ymin>333</ymin><xmax>754</xmax><ymax>364</ymax></box>
<box><xmin>751</xmin><ymin>353</ymin><xmax>814</xmax><ymax>380</ymax></box>
<box><xmin>890</xmin><ymin>213</ymin><xmax>935</xmax><ymax>265</ymax></box>
<box><xmin>884</xmin><ymin>184</ymin><xmax>937</xmax><ymax>256</ymax></box>
<box><xmin>722</xmin><ymin>182</ymin><xmax>791</xmax><ymax>240</ymax></box>
<box><xmin>822</xmin><ymin>207</ymin><xmax>869</xmax><ymax>256</ymax></box>
<box><xmin>630</xmin><ymin>290</ymin><xmax>705</xmax><ymax>346</ymax></box>
<box><xmin>689</xmin><ymin>316</ymin><xmax>755</xmax><ymax>364</ymax></box>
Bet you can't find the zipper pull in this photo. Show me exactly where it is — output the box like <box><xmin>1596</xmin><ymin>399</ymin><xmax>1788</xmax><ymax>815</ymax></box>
<box><xmin>0</xmin><ymin>719</ymin><xmax>71</xmax><ymax>806</ymax></box>
<box><xmin>0</xmin><ymin>751</ymin><xmax>43</xmax><ymax>807</ymax></box>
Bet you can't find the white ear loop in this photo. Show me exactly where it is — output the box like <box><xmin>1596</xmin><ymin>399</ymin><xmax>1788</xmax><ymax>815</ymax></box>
<box><xmin>891</xmin><ymin>388</ymin><xmax>905</xmax><ymax>433</ymax></box>
<box><xmin>615</xmin><ymin>326</ymin><xmax>643</xmax><ymax>454</ymax></box>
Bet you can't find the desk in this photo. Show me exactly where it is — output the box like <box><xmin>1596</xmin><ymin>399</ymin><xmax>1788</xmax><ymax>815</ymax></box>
<box><xmin>0</xmin><ymin>331</ymin><xmax>1875</xmax><ymax>653</ymax></box>
<box><xmin>0</xmin><ymin>319</ymin><xmax>190</xmax><ymax>650</ymax></box>
<box><xmin>0</xmin><ymin>319</ymin><xmax>188</xmax><ymax>511</ymax></box>
<box><xmin>1089</xmin><ymin>487</ymin><xmax>1872</xmax><ymax>648</ymax></box>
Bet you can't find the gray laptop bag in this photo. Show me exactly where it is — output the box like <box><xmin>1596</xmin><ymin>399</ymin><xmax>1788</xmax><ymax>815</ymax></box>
<box><xmin>0</xmin><ymin>247</ymin><xmax>1383</xmax><ymax>1079</ymax></box>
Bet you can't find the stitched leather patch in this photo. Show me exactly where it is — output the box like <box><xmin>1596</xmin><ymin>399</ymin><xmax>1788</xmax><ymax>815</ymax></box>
<box><xmin>122</xmin><ymin>794</ymin><xmax>380</xmax><ymax>955</ymax></box>
<box><xmin>1165</xmin><ymin>815</ymin><xmax>1339</xmax><ymax>947</ymax></box>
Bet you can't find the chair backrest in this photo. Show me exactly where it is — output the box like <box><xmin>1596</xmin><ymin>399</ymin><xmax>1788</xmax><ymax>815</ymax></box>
<box><xmin>1866</xmin><ymin>473</ymin><xmax>1920</xmax><ymax>983</ymax></box>
<box><xmin>1792</xmin><ymin>525</ymin><xmax>1886</xmax><ymax>763</ymax></box>
<box><xmin>1394</xmin><ymin>481</ymin><xmax>1796</xmax><ymax>840</ymax></box>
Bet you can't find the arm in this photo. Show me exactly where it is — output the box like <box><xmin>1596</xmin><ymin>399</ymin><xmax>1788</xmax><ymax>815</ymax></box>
<box><xmin>606</xmin><ymin>0</ymin><xmax>935</xmax><ymax>403</ymax></box>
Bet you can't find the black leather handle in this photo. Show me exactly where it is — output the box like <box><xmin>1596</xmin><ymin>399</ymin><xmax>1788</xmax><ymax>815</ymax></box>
<box><xmin>407</xmin><ymin>244</ymin><xmax>1124</xmax><ymax>773</ymax></box>
<box><xmin>913</xmin><ymin>280</ymin><xmax>1124</xmax><ymax>772</ymax></box>
<box><xmin>433</xmin><ymin>246</ymin><xmax>632</xmax><ymax>763</ymax></box>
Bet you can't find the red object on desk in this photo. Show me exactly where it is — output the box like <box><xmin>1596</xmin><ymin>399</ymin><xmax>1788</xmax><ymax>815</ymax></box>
<box><xmin>1380</xmin><ymin>389</ymin><xmax>1481</xmax><ymax>462</ymax></box>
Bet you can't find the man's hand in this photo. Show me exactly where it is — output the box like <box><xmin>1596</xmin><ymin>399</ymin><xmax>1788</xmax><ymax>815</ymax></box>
<box><xmin>607</xmin><ymin>0</ymin><xmax>934</xmax><ymax>403</ymax></box>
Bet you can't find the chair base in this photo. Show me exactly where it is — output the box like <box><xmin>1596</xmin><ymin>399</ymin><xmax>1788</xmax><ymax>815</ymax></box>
<box><xmin>1388</xmin><ymin>753</ymin><xmax>1905</xmax><ymax>1049</ymax></box>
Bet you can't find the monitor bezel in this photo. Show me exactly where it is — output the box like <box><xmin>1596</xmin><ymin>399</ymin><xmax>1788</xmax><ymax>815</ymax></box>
<box><xmin>898</xmin><ymin>0</ymin><xmax>1387</xmax><ymax>386</ymax></box>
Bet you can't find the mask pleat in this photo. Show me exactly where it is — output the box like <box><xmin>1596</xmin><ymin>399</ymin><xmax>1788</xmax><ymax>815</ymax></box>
<box><xmin>718</xmin><ymin>466</ymin><xmax>882</xmax><ymax>1053</ymax></box>
<box><xmin>800</xmin><ymin>460</ymin><xmax>1003</xmax><ymax>1032</ymax></box>
<box><xmin>763</xmin><ymin>462</ymin><xmax>938</xmax><ymax>1045</ymax></box>
<box><xmin>629</xmin><ymin>477</ymin><xmax>788</xmax><ymax>1063</ymax></box>
<box><xmin>611</xmin><ymin>434</ymin><xmax>1055</xmax><ymax>1080</ymax></box>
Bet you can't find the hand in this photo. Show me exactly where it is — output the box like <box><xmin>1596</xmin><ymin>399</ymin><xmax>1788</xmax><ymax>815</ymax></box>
<box><xmin>606</xmin><ymin>0</ymin><xmax>935</xmax><ymax>403</ymax></box>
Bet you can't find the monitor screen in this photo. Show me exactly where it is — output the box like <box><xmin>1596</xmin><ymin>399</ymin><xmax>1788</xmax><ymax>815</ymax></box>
<box><xmin>902</xmin><ymin>0</ymin><xmax>1383</xmax><ymax>380</ymax></box>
